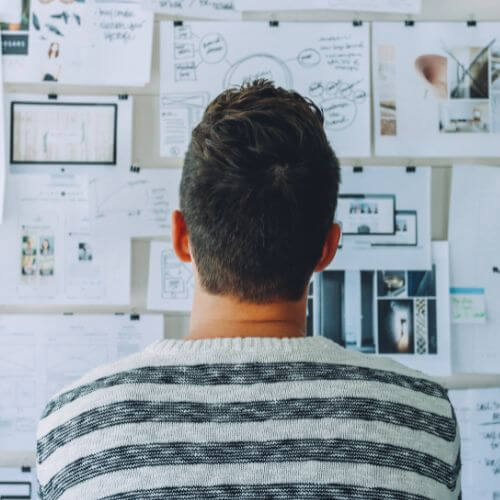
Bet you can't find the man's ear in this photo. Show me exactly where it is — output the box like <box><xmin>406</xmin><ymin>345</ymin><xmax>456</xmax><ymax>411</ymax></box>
<box><xmin>314</xmin><ymin>223</ymin><xmax>341</xmax><ymax>272</ymax></box>
<box><xmin>171</xmin><ymin>210</ymin><xmax>192</xmax><ymax>263</ymax></box>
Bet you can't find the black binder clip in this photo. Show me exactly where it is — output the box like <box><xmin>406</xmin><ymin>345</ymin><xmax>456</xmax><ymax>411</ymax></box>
<box><xmin>118</xmin><ymin>94</ymin><xmax>129</xmax><ymax>100</ymax></box>
<box><xmin>48</xmin><ymin>93</ymin><xmax>58</xmax><ymax>100</ymax></box>
<box><xmin>269</xmin><ymin>20</ymin><xmax>279</xmax><ymax>27</ymax></box>
<box><xmin>130</xmin><ymin>314</ymin><xmax>141</xmax><ymax>321</ymax></box>
<box><xmin>493</xmin><ymin>266</ymin><xmax>500</xmax><ymax>274</ymax></box>
<box><xmin>405</xmin><ymin>19</ymin><xmax>415</xmax><ymax>26</ymax></box>
<box><xmin>130</xmin><ymin>165</ymin><xmax>141</xmax><ymax>173</ymax></box>
<box><xmin>174</xmin><ymin>20</ymin><xmax>183</xmax><ymax>27</ymax></box>
<box><xmin>406</xmin><ymin>166</ymin><xmax>416</xmax><ymax>173</ymax></box>
<box><xmin>353</xmin><ymin>166</ymin><xmax>364</xmax><ymax>173</ymax></box>
<box><xmin>467</xmin><ymin>19</ymin><xmax>477</xmax><ymax>27</ymax></box>
<box><xmin>353</xmin><ymin>19</ymin><xmax>363</xmax><ymax>27</ymax></box>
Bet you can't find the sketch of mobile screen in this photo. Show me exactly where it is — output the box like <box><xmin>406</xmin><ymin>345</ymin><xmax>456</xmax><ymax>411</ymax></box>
<box><xmin>7</xmin><ymin>94</ymin><xmax>132</xmax><ymax>175</ymax></box>
<box><xmin>371</xmin><ymin>210</ymin><xmax>418</xmax><ymax>247</ymax></box>
<box><xmin>337</xmin><ymin>194</ymin><xmax>395</xmax><ymax>235</ymax></box>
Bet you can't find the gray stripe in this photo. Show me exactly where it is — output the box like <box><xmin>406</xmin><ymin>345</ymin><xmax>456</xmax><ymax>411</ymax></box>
<box><xmin>40</xmin><ymin>440</ymin><xmax>460</xmax><ymax>500</ymax></box>
<box><xmin>37</xmin><ymin>397</ymin><xmax>456</xmax><ymax>463</ymax></box>
<box><xmin>41</xmin><ymin>363</ymin><xmax>447</xmax><ymax>418</ymax></box>
<box><xmin>101</xmin><ymin>483</ymin><xmax>432</xmax><ymax>500</ymax></box>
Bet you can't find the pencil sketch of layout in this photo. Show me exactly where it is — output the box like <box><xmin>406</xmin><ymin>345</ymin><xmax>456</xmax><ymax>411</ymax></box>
<box><xmin>148</xmin><ymin>240</ymin><xmax>194</xmax><ymax>312</ymax></box>
<box><xmin>160</xmin><ymin>21</ymin><xmax>371</xmax><ymax>158</ymax></box>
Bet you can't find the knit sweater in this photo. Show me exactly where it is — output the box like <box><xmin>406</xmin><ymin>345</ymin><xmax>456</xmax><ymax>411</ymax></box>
<box><xmin>37</xmin><ymin>336</ymin><xmax>461</xmax><ymax>500</ymax></box>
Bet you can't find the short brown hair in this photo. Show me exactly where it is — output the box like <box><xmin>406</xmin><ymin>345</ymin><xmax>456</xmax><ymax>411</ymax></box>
<box><xmin>180</xmin><ymin>80</ymin><xmax>340</xmax><ymax>303</ymax></box>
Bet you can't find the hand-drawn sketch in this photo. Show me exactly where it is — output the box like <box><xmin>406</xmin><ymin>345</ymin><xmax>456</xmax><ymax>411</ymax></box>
<box><xmin>313</xmin><ymin>242</ymin><xmax>450</xmax><ymax>376</ymax></box>
<box><xmin>148</xmin><ymin>240</ymin><xmax>194</xmax><ymax>312</ymax></box>
<box><xmin>0</xmin><ymin>314</ymin><xmax>163</xmax><ymax>453</ymax></box>
<box><xmin>3</xmin><ymin>0</ymin><xmax>154</xmax><ymax>85</ymax></box>
<box><xmin>89</xmin><ymin>167</ymin><xmax>181</xmax><ymax>238</ymax></box>
<box><xmin>161</xmin><ymin>248</ymin><xmax>194</xmax><ymax>301</ymax></box>
<box><xmin>160</xmin><ymin>93</ymin><xmax>209</xmax><ymax>157</ymax></box>
<box><xmin>143</xmin><ymin>0</ymin><xmax>240</xmax><ymax>19</ymax></box>
<box><xmin>160</xmin><ymin>21</ymin><xmax>371</xmax><ymax>158</ymax></box>
<box><xmin>374</xmin><ymin>22</ymin><xmax>500</xmax><ymax>156</ymax></box>
<box><xmin>331</xmin><ymin>166</ymin><xmax>431</xmax><ymax>271</ymax></box>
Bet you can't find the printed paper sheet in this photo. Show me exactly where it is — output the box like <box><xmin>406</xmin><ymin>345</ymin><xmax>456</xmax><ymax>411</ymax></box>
<box><xmin>143</xmin><ymin>0</ymin><xmax>241</xmax><ymax>19</ymax></box>
<box><xmin>449</xmin><ymin>165</ymin><xmax>500</xmax><ymax>373</ymax></box>
<box><xmin>0</xmin><ymin>175</ymin><xmax>131</xmax><ymax>306</ymax></box>
<box><xmin>237</xmin><ymin>0</ymin><xmax>421</xmax><ymax>13</ymax></box>
<box><xmin>330</xmin><ymin>166</ymin><xmax>432</xmax><ymax>271</ymax></box>
<box><xmin>449</xmin><ymin>388</ymin><xmax>500</xmax><ymax>499</ymax></box>
<box><xmin>0</xmin><ymin>314</ymin><xmax>163</xmax><ymax>453</ymax></box>
<box><xmin>2</xmin><ymin>0</ymin><xmax>154</xmax><ymax>86</ymax></box>
<box><xmin>147</xmin><ymin>240</ymin><xmax>194</xmax><ymax>312</ymax></box>
<box><xmin>6</xmin><ymin>94</ymin><xmax>133</xmax><ymax>176</ymax></box>
<box><xmin>160</xmin><ymin>21</ymin><xmax>371</xmax><ymax>158</ymax></box>
<box><xmin>314</xmin><ymin>241</ymin><xmax>451</xmax><ymax>376</ymax></box>
<box><xmin>89</xmin><ymin>167</ymin><xmax>182</xmax><ymax>238</ymax></box>
<box><xmin>0</xmin><ymin>466</ymin><xmax>38</xmax><ymax>499</ymax></box>
<box><xmin>373</xmin><ymin>22</ymin><xmax>500</xmax><ymax>157</ymax></box>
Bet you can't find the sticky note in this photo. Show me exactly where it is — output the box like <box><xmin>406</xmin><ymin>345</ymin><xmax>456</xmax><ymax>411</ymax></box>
<box><xmin>450</xmin><ymin>288</ymin><xmax>487</xmax><ymax>324</ymax></box>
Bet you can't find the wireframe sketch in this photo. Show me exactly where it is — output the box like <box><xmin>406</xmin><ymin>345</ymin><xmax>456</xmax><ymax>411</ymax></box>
<box><xmin>160</xmin><ymin>93</ymin><xmax>210</xmax><ymax>157</ymax></box>
<box><xmin>161</xmin><ymin>248</ymin><xmax>194</xmax><ymax>300</ymax></box>
<box><xmin>89</xmin><ymin>168</ymin><xmax>181</xmax><ymax>238</ymax></box>
<box><xmin>161</xmin><ymin>21</ymin><xmax>371</xmax><ymax>157</ymax></box>
<box><xmin>11</xmin><ymin>102</ymin><xmax>117</xmax><ymax>164</ymax></box>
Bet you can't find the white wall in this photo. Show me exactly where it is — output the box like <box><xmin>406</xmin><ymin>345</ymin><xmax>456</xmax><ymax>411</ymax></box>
<box><xmin>2</xmin><ymin>0</ymin><xmax>500</xmax><ymax>467</ymax></box>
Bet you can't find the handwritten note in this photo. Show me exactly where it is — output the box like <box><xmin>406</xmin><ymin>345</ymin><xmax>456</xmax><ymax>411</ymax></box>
<box><xmin>449</xmin><ymin>389</ymin><xmax>500</xmax><ymax>499</ymax></box>
<box><xmin>450</xmin><ymin>288</ymin><xmax>487</xmax><ymax>324</ymax></box>
<box><xmin>143</xmin><ymin>0</ymin><xmax>241</xmax><ymax>19</ymax></box>
<box><xmin>3</xmin><ymin>0</ymin><xmax>154</xmax><ymax>86</ymax></box>
<box><xmin>160</xmin><ymin>21</ymin><xmax>371</xmax><ymax>158</ymax></box>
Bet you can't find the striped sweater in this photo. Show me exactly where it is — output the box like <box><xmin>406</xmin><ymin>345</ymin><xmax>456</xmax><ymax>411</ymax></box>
<box><xmin>37</xmin><ymin>336</ymin><xmax>461</xmax><ymax>500</ymax></box>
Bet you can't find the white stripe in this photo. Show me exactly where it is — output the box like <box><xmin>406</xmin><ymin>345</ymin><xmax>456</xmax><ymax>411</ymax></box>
<box><xmin>37</xmin><ymin>378</ymin><xmax>452</xmax><ymax>438</ymax></box>
<box><xmin>55</xmin><ymin>461</ymin><xmax>460</xmax><ymax>500</ymax></box>
<box><xmin>38</xmin><ymin>417</ymin><xmax>459</xmax><ymax>486</ymax></box>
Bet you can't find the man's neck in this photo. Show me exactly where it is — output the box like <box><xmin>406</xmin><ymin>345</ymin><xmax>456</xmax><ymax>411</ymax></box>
<box><xmin>186</xmin><ymin>288</ymin><xmax>307</xmax><ymax>341</ymax></box>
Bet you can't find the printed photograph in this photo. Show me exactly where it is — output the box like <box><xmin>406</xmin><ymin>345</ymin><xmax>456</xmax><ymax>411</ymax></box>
<box><xmin>449</xmin><ymin>46</ymin><xmax>489</xmax><ymax>99</ymax></box>
<box><xmin>408</xmin><ymin>267</ymin><xmax>436</xmax><ymax>297</ymax></box>
<box><xmin>39</xmin><ymin>237</ymin><xmax>54</xmax><ymax>257</ymax></box>
<box><xmin>21</xmin><ymin>235</ymin><xmax>37</xmax><ymax>276</ymax></box>
<box><xmin>1</xmin><ymin>0</ymin><xmax>30</xmax><ymax>55</ymax></box>
<box><xmin>378</xmin><ymin>299</ymin><xmax>415</xmax><ymax>354</ymax></box>
<box><xmin>492</xmin><ymin>48</ymin><xmax>500</xmax><ymax>91</ymax></box>
<box><xmin>78</xmin><ymin>242</ymin><xmax>93</xmax><ymax>262</ymax></box>
<box><xmin>439</xmin><ymin>100</ymin><xmax>490</xmax><ymax>133</ymax></box>
<box><xmin>377</xmin><ymin>271</ymin><xmax>406</xmax><ymax>297</ymax></box>
<box><xmin>378</xmin><ymin>45</ymin><xmax>397</xmax><ymax>136</ymax></box>
<box><xmin>349</xmin><ymin>201</ymin><xmax>379</xmax><ymax>215</ymax></box>
<box><xmin>414</xmin><ymin>54</ymin><xmax>448</xmax><ymax>99</ymax></box>
<box><xmin>38</xmin><ymin>236</ymin><xmax>55</xmax><ymax>277</ymax></box>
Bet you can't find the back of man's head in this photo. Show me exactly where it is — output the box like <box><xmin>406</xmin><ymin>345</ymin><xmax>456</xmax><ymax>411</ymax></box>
<box><xmin>180</xmin><ymin>79</ymin><xmax>340</xmax><ymax>304</ymax></box>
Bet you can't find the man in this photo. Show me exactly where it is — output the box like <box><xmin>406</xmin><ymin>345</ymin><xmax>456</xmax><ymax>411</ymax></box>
<box><xmin>37</xmin><ymin>80</ymin><xmax>461</xmax><ymax>499</ymax></box>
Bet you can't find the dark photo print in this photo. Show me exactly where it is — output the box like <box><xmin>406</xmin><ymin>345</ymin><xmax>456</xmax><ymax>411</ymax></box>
<box><xmin>377</xmin><ymin>271</ymin><xmax>406</xmax><ymax>297</ymax></box>
<box><xmin>378</xmin><ymin>299</ymin><xmax>414</xmax><ymax>354</ymax></box>
<box><xmin>408</xmin><ymin>266</ymin><xmax>436</xmax><ymax>297</ymax></box>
